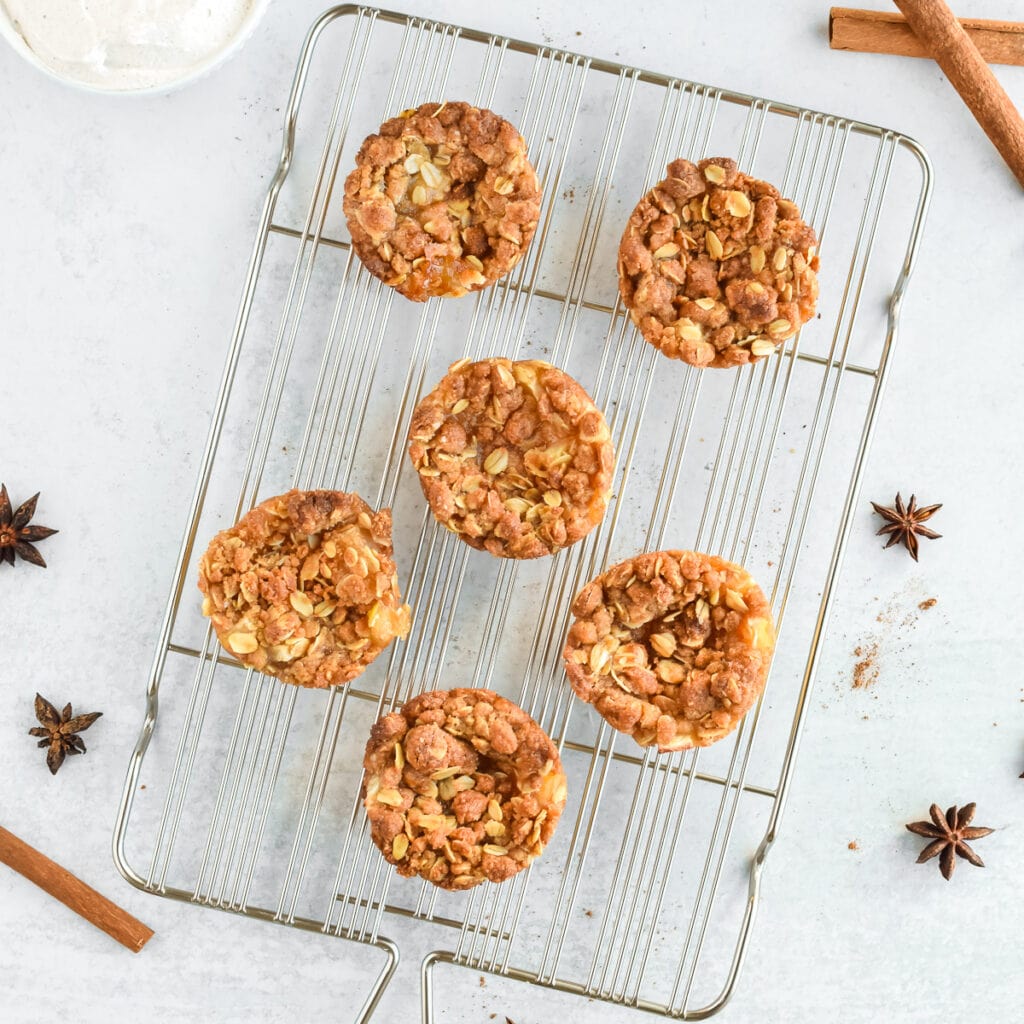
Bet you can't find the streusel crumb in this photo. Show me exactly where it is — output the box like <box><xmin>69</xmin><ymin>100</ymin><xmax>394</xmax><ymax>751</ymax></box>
<box><xmin>198</xmin><ymin>489</ymin><xmax>410</xmax><ymax>688</ymax></box>
<box><xmin>563</xmin><ymin>550</ymin><xmax>775</xmax><ymax>750</ymax></box>
<box><xmin>363</xmin><ymin>688</ymin><xmax>567</xmax><ymax>889</ymax></box>
<box><xmin>408</xmin><ymin>357</ymin><xmax>614</xmax><ymax>559</ymax></box>
<box><xmin>618</xmin><ymin>157</ymin><xmax>819</xmax><ymax>368</ymax></box>
<box><xmin>343</xmin><ymin>101</ymin><xmax>541</xmax><ymax>301</ymax></box>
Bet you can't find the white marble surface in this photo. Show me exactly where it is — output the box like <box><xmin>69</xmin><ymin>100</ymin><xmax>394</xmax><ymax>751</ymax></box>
<box><xmin>2</xmin><ymin>1</ymin><xmax>1023</xmax><ymax>1021</ymax></box>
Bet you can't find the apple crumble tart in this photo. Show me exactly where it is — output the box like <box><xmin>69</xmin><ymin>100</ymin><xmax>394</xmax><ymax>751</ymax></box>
<box><xmin>198</xmin><ymin>489</ymin><xmax>411</xmax><ymax>688</ymax></box>
<box><xmin>363</xmin><ymin>688</ymin><xmax>567</xmax><ymax>889</ymax></box>
<box><xmin>618</xmin><ymin>157</ymin><xmax>819</xmax><ymax>368</ymax></box>
<box><xmin>563</xmin><ymin>550</ymin><xmax>775</xmax><ymax>750</ymax></box>
<box><xmin>408</xmin><ymin>357</ymin><xmax>614</xmax><ymax>559</ymax></box>
<box><xmin>343</xmin><ymin>101</ymin><xmax>542</xmax><ymax>300</ymax></box>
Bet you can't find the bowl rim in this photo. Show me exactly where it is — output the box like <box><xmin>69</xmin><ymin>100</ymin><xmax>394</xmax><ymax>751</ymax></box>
<box><xmin>0</xmin><ymin>0</ymin><xmax>272</xmax><ymax>96</ymax></box>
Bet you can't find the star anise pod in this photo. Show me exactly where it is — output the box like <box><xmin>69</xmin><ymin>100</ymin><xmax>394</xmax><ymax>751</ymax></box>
<box><xmin>905</xmin><ymin>802</ymin><xmax>993</xmax><ymax>881</ymax></box>
<box><xmin>0</xmin><ymin>484</ymin><xmax>58</xmax><ymax>568</ymax></box>
<box><xmin>28</xmin><ymin>694</ymin><xmax>103</xmax><ymax>775</ymax></box>
<box><xmin>870</xmin><ymin>492</ymin><xmax>941</xmax><ymax>561</ymax></box>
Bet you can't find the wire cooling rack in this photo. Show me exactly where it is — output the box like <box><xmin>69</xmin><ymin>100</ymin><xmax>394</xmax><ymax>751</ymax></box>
<box><xmin>113</xmin><ymin>5</ymin><xmax>931</xmax><ymax>1020</ymax></box>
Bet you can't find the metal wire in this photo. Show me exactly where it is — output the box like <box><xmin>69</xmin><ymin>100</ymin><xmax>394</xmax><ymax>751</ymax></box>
<box><xmin>113</xmin><ymin>5</ymin><xmax>932</xmax><ymax>1023</ymax></box>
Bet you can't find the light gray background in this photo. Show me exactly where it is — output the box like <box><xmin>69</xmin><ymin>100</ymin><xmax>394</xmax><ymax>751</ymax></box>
<box><xmin>1</xmin><ymin>1</ymin><xmax>1021</xmax><ymax>1022</ymax></box>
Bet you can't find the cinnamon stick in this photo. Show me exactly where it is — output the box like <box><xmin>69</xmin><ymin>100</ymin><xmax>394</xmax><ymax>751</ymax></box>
<box><xmin>0</xmin><ymin>825</ymin><xmax>154</xmax><ymax>953</ymax></box>
<box><xmin>830</xmin><ymin>8</ymin><xmax>1024</xmax><ymax>66</ymax></box>
<box><xmin>893</xmin><ymin>0</ymin><xmax>1024</xmax><ymax>189</ymax></box>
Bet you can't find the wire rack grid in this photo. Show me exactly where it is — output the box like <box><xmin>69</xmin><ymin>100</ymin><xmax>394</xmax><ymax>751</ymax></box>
<box><xmin>113</xmin><ymin>5</ymin><xmax>931</xmax><ymax>1021</ymax></box>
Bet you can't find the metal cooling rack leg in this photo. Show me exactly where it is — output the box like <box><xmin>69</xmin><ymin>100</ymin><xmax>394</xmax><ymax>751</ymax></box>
<box><xmin>421</xmin><ymin>950</ymin><xmax>696</xmax><ymax>1023</ymax></box>
<box><xmin>356</xmin><ymin>938</ymin><xmax>401</xmax><ymax>1024</ymax></box>
<box><xmin>421</xmin><ymin>951</ymin><xmax>443</xmax><ymax>1024</ymax></box>
<box><xmin>421</xmin><ymin>951</ymin><xmax>471</xmax><ymax>1024</ymax></box>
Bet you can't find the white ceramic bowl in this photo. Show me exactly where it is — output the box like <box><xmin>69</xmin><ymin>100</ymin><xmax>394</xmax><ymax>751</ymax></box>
<box><xmin>0</xmin><ymin>0</ymin><xmax>270</xmax><ymax>95</ymax></box>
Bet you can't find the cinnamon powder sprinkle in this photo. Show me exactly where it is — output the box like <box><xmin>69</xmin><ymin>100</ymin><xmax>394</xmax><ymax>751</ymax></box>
<box><xmin>918</xmin><ymin>597</ymin><xmax>937</xmax><ymax>611</ymax></box>
<box><xmin>852</xmin><ymin>642</ymin><xmax>879</xmax><ymax>689</ymax></box>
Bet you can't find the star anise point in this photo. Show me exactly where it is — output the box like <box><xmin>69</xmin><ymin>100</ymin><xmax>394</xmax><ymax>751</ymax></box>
<box><xmin>870</xmin><ymin>492</ymin><xmax>941</xmax><ymax>561</ymax></box>
<box><xmin>0</xmin><ymin>484</ymin><xmax>58</xmax><ymax>568</ymax></box>
<box><xmin>905</xmin><ymin>801</ymin><xmax>992</xmax><ymax>881</ymax></box>
<box><xmin>29</xmin><ymin>693</ymin><xmax>102</xmax><ymax>775</ymax></box>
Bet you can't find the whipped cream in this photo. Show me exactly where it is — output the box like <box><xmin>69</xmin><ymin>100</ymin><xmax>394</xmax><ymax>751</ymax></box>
<box><xmin>1</xmin><ymin>0</ymin><xmax>256</xmax><ymax>90</ymax></box>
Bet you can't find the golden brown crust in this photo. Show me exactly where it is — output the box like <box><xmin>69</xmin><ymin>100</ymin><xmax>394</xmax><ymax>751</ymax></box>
<box><xmin>562</xmin><ymin>550</ymin><xmax>775</xmax><ymax>750</ymax></box>
<box><xmin>617</xmin><ymin>157</ymin><xmax>819</xmax><ymax>369</ymax></box>
<box><xmin>363</xmin><ymin>688</ymin><xmax>567</xmax><ymax>890</ymax></box>
<box><xmin>198</xmin><ymin>489</ymin><xmax>411</xmax><ymax>688</ymax></box>
<box><xmin>408</xmin><ymin>357</ymin><xmax>615</xmax><ymax>559</ymax></box>
<box><xmin>343</xmin><ymin>101</ymin><xmax>541</xmax><ymax>301</ymax></box>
